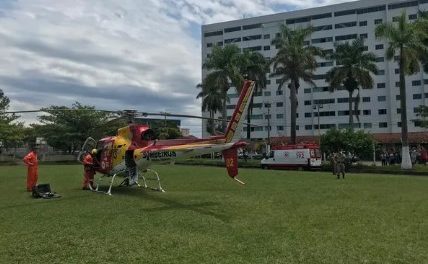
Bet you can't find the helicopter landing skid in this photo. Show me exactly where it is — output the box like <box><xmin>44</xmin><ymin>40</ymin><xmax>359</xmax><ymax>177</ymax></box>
<box><xmin>140</xmin><ymin>168</ymin><xmax>165</xmax><ymax>192</ymax></box>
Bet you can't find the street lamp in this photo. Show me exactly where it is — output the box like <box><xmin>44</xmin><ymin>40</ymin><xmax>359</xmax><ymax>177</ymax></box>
<box><xmin>313</xmin><ymin>103</ymin><xmax>323</xmax><ymax>146</ymax></box>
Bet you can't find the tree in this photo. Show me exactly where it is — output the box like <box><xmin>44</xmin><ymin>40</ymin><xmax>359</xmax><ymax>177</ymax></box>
<box><xmin>0</xmin><ymin>89</ymin><xmax>25</xmax><ymax>150</ymax></box>
<box><xmin>270</xmin><ymin>25</ymin><xmax>323</xmax><ymax>144</ymax></box>
<box><xmin>414</xmin><ymin>105</ymin><xmax>428</xmax><ymax>128</ymax></box>
<box><xmin>36</xmin><ymin>102</ymin><xmax>111</xmax><ymax>152</ymax></box>
<box><xmin>203</xmin><ymin>45</ymin><xmax>244</xmax><ymax>131</ymax></box>
<box><xmin>196</xmin><ymin>74</ymin><xmax>224</xmax><ymax>135</ymax></box>
<box><xmin>238</xmin><ymin>50</ymin><xmax>269</xmax><ymax>139</ymax></box>
<box><xmin>375</xmin><ymin>11</ymin><xmax>428</xmax><ymax>169</ymax></box>
<box><xmin>321</xmin><ymin>128</ymin><xmax>374</xmax><ymax>160</ymax></box>
<box><xmin>326</xmin><ymin>38</ymin><xmax>378</xmax><ymax>128</ymax></box>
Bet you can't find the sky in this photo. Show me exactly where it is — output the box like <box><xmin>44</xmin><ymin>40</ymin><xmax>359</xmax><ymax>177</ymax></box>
<box><xmin>0</xmin><ymin>0</ymin><xmax>354</xmax><ymax>136</ymax></box>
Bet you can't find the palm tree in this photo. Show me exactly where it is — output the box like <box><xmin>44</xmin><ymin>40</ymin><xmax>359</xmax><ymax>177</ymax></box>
<box><xmin>196</xmin><ymin>75</ymin><xmax>224</xmax><ymax>135</ymax></box>
<box><xmin>203</xmin><ymin>45</ymin><xmax>244</xmax><ymax>131</ymax></box>
<box><xmin>326</xmin><ymin>38</ymin><xmax>378</xmax><ymax>128</ymax></box>
<box><xmin>239</xmin><ymin>50</ymin><xmax>269</xmax><ymax>139</ymax></box>
<box><xmin>270</xmin><ymin>25</ymin><xmax>323</xmax><ymax>144</ymax></box>
<box><xmin>375</xmin><ymin>11</ymin><xmax>428</xmax><ymax>169</ymax></box>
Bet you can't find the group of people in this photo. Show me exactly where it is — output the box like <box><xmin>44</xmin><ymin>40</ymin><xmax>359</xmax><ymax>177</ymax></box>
<box><xmin>380</xmin><ymin>151</ymin><xmax>401</xmax><ymax>166</ymax></box>
<box><xmin>380</xmin><ymin>146</ymin><xmax>428</xmax><ymax>166</ymax></box>
<box><xmin>23</xmin><ymin>147</ymin><xmax>138</xmax><ymax>192</ymax></box>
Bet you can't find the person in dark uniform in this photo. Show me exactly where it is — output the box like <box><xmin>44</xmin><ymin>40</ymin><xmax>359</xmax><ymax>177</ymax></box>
<box><xmin>335</xmin><ymin>151</ymin><xmax>346</xmax><ymax>179</ymax></box>
<box><xmin>125</xmin><ymin>149</ymin><xmax>138</xmax><ymax>185</ymax></box>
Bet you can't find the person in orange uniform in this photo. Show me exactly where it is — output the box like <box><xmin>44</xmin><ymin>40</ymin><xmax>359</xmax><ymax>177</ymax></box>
<box><xmin>23</xmin><ymin>147</ymin><xmax>38</xmax><ymax>192</ymax></box>
<box><xmin>82</xmin><ymin>149</ymin><xmax>97</xmax><ymax>190</ymax></box>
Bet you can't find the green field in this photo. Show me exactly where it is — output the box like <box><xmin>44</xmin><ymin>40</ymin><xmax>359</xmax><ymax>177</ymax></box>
<box><xmin>0</xmin><ymin>165</ymin><xmax>427</xmax><ymax>264</ymax></box>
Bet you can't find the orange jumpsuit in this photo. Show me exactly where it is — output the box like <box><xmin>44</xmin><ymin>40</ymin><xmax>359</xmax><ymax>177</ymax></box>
<box><xmin>23</xmin><ymin>151</ymin><xmax>38</xmax><ymax>191</ymax></box>
<box><xmin>82</xmin><ymin>153</ymin><xmax>96</xmax><ymax>189</ymax></box>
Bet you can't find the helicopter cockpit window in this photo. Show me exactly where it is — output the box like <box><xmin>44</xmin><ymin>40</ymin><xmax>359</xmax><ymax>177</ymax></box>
<box><xmin>142</xmin><ymin>129</ymin><xmax>156</xmax><ymax>141</ymax></box>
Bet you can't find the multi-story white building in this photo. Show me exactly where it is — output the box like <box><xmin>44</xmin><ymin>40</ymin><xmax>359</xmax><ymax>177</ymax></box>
<box><xmin>201</xmin><ymin>0</ymin><xmax>428</xmax><ymax>144</ymax></box>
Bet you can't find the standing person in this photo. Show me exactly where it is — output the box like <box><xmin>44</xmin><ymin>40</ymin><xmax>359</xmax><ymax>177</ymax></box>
<box><xmin>82</xmin><ymin>149</ymin><xmax>97</xmax><ymax>190</ymax></box>
<box><xmin>335</xmin><ymin>151</ymin><xmax>346</xmax><ymax>179</ymax></box>
<box><xmin>330</xmin><ymin>152</ymin><xmax>337</xmax><ymax>175</ymax></box>
<box><xmin>125</xmin><ymin>149</ymin><xmax>138</xmax><ymax>186</ymax></box>
<box><xmin>23</xmin><ymin>146</ymin><xmax>38</xmax><ymax>192</ymax></box>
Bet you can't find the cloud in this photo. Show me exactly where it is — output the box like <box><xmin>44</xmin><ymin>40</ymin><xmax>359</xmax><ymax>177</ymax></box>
<box><xmin>0</xmin><ymin>0</ymin><xmax>354</xmax><ymax>136</ymax></box>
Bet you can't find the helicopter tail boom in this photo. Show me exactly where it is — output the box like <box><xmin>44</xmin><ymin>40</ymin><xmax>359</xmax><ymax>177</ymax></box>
<box><xmin>224</xmin><ymin>80</ymin><xmax>255</xmax><ymax>143</ymax></box>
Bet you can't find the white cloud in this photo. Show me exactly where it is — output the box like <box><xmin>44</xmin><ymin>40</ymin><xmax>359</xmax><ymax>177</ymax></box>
<box><xmin>0</xmin><ymin>0</ymin><xmax>355</xmax><ymax>136</ymax></box>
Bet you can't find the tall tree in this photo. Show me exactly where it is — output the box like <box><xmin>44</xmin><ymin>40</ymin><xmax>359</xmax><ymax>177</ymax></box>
<box><xmin>326</xmin><ymin>38</ymin><xmax>378</xmax><ymax>128</ymax></box>
<box><xmin>270</xmin><ymin>25</ymin><xmax>323</xmax><ymax>144</ymax></box>
<box><xmin>375</xmin><ymin>11</ymin><xmax>428</xmax><ymax>169</ymax></box>
<box><xmin>0</xmin><ymin>89</ymin><xmax>24</xmax><ymax>150</ymax></box>
<box><xmin>37</xmin><ymin>102</ymin><xmax>111</xmax><ymax>152</ymax></box>
<box><xmin>196</xmin><ymin>74</ymin><xmax>224</xmax><ymax>135</ymax></box>
<box><xmin>239</xmin><ymin>50</ymin><xmax>269</xmax><ymax>139</ymax></box>
<box><xmin>203</xmin><ymin>45</ymin><xmax>243</xmax><ymax>131</ymax></box>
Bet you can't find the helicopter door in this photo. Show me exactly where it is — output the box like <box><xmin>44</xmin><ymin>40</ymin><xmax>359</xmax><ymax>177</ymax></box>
<box><xmin>77</xmin><ymin>137</ymin><xmax>97</xmax><ymax>163</ymax></box>
<box><xmin>97</xmin><ymin>139</ymin><xmax>114</xmax><ymax>174</ymax></box>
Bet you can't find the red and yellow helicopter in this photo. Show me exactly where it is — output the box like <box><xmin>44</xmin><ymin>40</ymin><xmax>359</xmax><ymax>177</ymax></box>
<box><xmin>9</xmin><ymin>80</ymin><xmax>256</xmax><ymax>195</ymax></box>
<box><xmin>78</xmin><ymin>80</ymin><xmax>255</xmax><ymax>194</ymax></box>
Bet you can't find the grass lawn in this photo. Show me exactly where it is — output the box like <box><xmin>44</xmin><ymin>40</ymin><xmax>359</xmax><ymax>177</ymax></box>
<box><xmin>0</xmin><ymin>165</ymin><xmax>427</xmax><ymax>264</ymax></box>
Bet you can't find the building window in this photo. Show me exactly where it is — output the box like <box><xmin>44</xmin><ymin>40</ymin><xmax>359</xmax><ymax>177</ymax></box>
<box><xmin>304</xmin><ymin>88</ymin><xmax>311</xmax><ymax>93</ymax></box>
<box><xmin>335</xmin><ymin>21</ymin><xmax>357</xmax><ymax>29</ymax></box>
<box><xmin>379</xmin><ymin>122</ymin><xmax>388</xmax><ymax>128</ymax></box>
<box><xmin>263</xmin><ymin>46</ymin><xmax>271</xmax><ymax>51</ymax></box>
<box><xmin>392</xmin><ymin>16</ymin><xmax>400</xmax><ymax>22</ymax></box>
<box><xmin>313</xmin><ymin>99</ymin><xmax>335</xmax><ymax>104</ymax></box>
<box><xmin>359</xmin><ymin>21</ymin><xmax>367</xmax><ymax>26</ymax></box>
<box><xmin>375</xmin><ymin>44</ymin><xmax>384</xmax><ymax>50</ymax></box>
<box><xmin>395</xmin><ymin>82</ymin><xmax>400</xmax><ymax>87</ymax></box>
<box><xmin>243</xmin><ymin>35</ymin><xmax>262</xmax><ymax>41</ymax></box>
<box><xmin>363</xmin><ymin>110</ymin><xmax>371</xmax><ymax>115</ymax></box>
<box><xmin>337</xmin><ymin>98</ymin><xmax>349</xmax><ymax>103</ymax></box>
<box><xmin>363</xmin><ymin>97</ymin><xmax>371</xmax><ymax>102</ymax></box>
<box><xmin>364</xmin><ymin>123</ymin><xmax>372</xmax><ymax>128</ymax></box>
<box><xmin>313</xmin><ymin>25</ymin><xmax>333</xmax><ymax>31</ymax></box>
<box><xmin>305</xmin><ymin>112</ymin><xmax>312</xmax><ymax>118</ymax></box>
<box><xmin>413</xmin><ymin>94</ymin><xmax>422</xmax><ymax>99</ymax></box>
<box><xmin>360</xmin><ymin>33</ymin><xmax>368</xmax><ymax>39</ymax></box>
<box><xmin>397</xmin><ymin>122</ymin><xmax>402</xmax><ymax>128</ymax></box>
<box><xmin>375</xmin><ymin>57</ymin><xmax>384</xmax><ymax>62</ymax></box>
<box><xmin>317</xmin><ymin>61</ymin><xmax>334</xmax><ymax>67</ymax></box>
<box><xmin>207</xmin><ymin>43</ymin><xmax>213</xmax><ymax>47</ymax></box>
<box><xmin>378</xmin><ymin>96</ymin><xmax>386</xmax><ymax>102</ymax></box>
<box><xmin>263</xmin><ymin>34</ymin><xmax>270</xmax><ymax>39</ymax></box>
<box><xmin>412</xmin><ymin>80</ymin><xmax>421</xmax><ymax>86</ymax></box>
<box><xmin>265</xmin><ymin>114</ymin><xmax>271</xmax><ymax>119</ymax></box>
<box><xmin>374</xmin><ymin>19</ymin><xmax>383</xmax><ymax>25</ymax></box>
<box><xmin>305</xmin><ymin>100</ymin><xmax>312</xmax><ymax>105</ymax></box>
<box><xmin>397</xmin><ymin>108</ymin><xmax>401</xmax><ymax>114</ymax></box>
<box><xmin>276</xmin><ymin>90</ymin><xmax>283</xmax><ymax>95</ymax></box>
<box><xmin>395</xmin><ymin>69</ymin><xmax>400</xmax><ymax>74</ymax></box>
<box><xmin>252</xmin><ymin>103</ymin><xmax>263</xmax><ymax>108</ymax></box>
<box><xmin>224</xmin><ymin>37</ymin><xmax>241</xmax><ymax>44</ymax></box>
<box><xmin>224</xmin><ymin>26</ymin><xmax>241</xmax><ymax>33</ymax></box>
<box><xmin>409</xmin><ymin>14</ymin><xmax>418</xmax><ymax>20</ymax></box>
<box><xmin>243</xmin><ymin>23</ymin><xmax>261</xmax><ymax>30</ymax></box>
<box><xmin>277</xmin><ymin>126</ymin><xmax>284</xmax><ymax>131</ymax></box>
<box><xmin>377</xmin><ymin>83</ymin><xmax>386</xmax><ymax>88</ymax></box>
<box><xmin>226</xmin><ymin>105</ymin><xmax>236</xmax><ymax>109</ymax></box>
<box><xmin>396</xmin><ymin>95</ymin><xmax>401</xmax><ymax>100</ymax></box>
<box><xmin>264</xmin><ymin>91</ymin><xmax>271</xmax><ymax>96</ymax></box>
<box><xmin>276</xmin><ymin>114</ymin><xmax>284</xmax><ymax>119</ymax></box>
<box><xmin>276</xmin><ymin>102</ymin><xmax>284</xmax><ymax>107</ymax></box>
<box><xmin>312</xmin><ymin>37</ymin><xmax>333</xmax><ymax>44</ymax></box>
<box><xmin>204</xmin><ymin>30</ymin><xmax>223</xmax><ymax>37</ymax></box>
<box><xmin>264</xmin><ymin>103</ymin><xmax>271</xmax><ymax>108</ymax></box>
<box><xmin>378</xmin><ymin>109</ymin><xmax>387</xmax><ymax>115</ymax></box>
<box><xmin>335</xmin><ymin>34</ymin><xmax>358</xmax><ymax>41</ymax></box>
<box><xmin>425</xmin><ymin>93</ymin><xmax>428</xmax><ymax>98</ymax></box>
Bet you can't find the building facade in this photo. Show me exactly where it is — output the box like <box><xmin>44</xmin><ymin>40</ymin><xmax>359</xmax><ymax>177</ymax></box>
<box><xmin>201</xmin><ymin>0</ymin><xmax>428</xmax><ymax>143</ymax></box>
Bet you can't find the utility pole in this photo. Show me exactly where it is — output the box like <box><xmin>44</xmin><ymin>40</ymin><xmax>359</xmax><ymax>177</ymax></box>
<box><xmin>313</xmin><ymin>104</ymin><xmax>323</xmax><ymax>146</ymax></box>
<box><xmin>267</xmin><ymin>106</ymin><xmax>271</xmax><ymax>145</ymax></box>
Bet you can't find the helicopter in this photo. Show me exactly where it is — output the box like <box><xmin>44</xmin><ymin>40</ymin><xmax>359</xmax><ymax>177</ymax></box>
<box><xmin>8</xmin><ymin>80</ymin><xmax>256</xmax><ymax>195</ymax></box>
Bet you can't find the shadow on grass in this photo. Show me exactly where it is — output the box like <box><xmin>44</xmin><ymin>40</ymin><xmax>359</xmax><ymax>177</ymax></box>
<box><xmin>110</xmin><ymin>187</ymin><xmax>231</xmax><ymax>223</ymax></box>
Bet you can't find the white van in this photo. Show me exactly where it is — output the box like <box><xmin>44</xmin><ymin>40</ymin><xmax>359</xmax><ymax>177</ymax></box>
<box><xmin>261</xmin><ymin>144</ymin><xmax>322</xmax><ymax>169</ymax></box>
